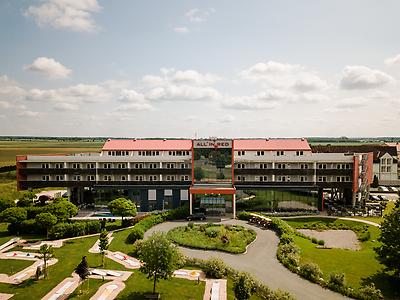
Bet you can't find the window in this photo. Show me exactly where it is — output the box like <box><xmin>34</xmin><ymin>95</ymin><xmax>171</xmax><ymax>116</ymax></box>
<box><xmin>259</xmin><ymin>163</ymin><xmax>268</xmax><ymax>169</ymax></box>
<box><xmin>296</xmin><ymin>151</ymin><xmax>303</xmax><ymax>156</ymax></box>
<box><xmin>318</xmin><ymin>176</ymin><xmax>327</xmax><ymax>182</ymax></box>
<box><xmin>135</xmin><ymin>175</ymin><xmax>143</xmax><ymax>181</ymax></box>
<box><xmin>55</xmin><ymin>163</ymin><xmax>63</xmax><ymax>169</ymax></box>
<box><xmin>181</xmin><ymin>163</ymin><xmax>185</xmax><ymax>169</ymax></box>
<box><xmin>87</xmin><ymin>175</ymin><xmax>95</xmax><ymax>181</ymax></box>
<box><xmin>73</xmin><ymin>175</ymin><xmax>81</xmax><ymax>181</ymax></box>
<box><xmin>103</xmin><ymin>163</ymin><xmax>112</xmax><ymax>169</ymax></box>
<box><xmin>318</xmin><ymin>164</ymin><xmax>327</xmax><ymax>169</ymax></box>
<box><xmin>166</xmin><ymin>175</ymin><xmax>175</xmax><ymax>181</ymax></box>
<box><xmin>346</xmin><ymin>176</ymin><xmax>350</xmax><ymax>182</ymax></box>
<box><xmin>237</xmin><ymin>151</ymin><xmax>245</xmax><ymax>156</ymax></box>
<box><xmin>103</xmin><ymin>175</ymin><xmax>112</xmax><ymax>181</ymax></box>
<box><xmin>121</xmin><ymin>175</ymin><xmax>127</xmax><ymax>181</ymax></box>
<box><xmin>149</xmin><ymin>163</ymin><xmax>157</xmax><ymax>169</ymax></box>
<box><xmin>149</xmin><ymin>175</ymin><xmax>157</xmax><ymax>181</ymax></box>
<box><xmin>386</xmin><ymin>166</ymin><xmax>392</xmax><ymax>172</ymax></box>
<box><xmin>257</xmin><ymin>151</ymin><xmax>264</xmax><ymax>156</ymax></box>
<box><xmin>55</xmin><ymin>175</ymin><xmax>64</xmax><ymax>181</ymax></box>
<box><xmin>72</xmin><ymin>163</ymin><xmax>81</xmax><ymax>169</ymax></box>
<box><xmin>276</xmin><ymin>163</ymin><xmax>286</xmax><ymax>169</ymax></box>
<box><xmin>42</xmin><ymin>175</ymin><xmax>50</xmax><ymax>181</ymax></box>
<box><xmin>134</xmin><ymin>163</ymin><xmax>143</xmax><ymax>169</ymax></box>
<box><xmin>237</xmin><ymin>175</ymin><xmax>245</xmax><ymax>181</ymax></box>
<box><xmin>117</xmin><ymin>163</ymin><xmax>126</xmax><ymax>169</ymax></box>
<box><xmin>86</xmin><ymin>163</ymin><xmax>95</xmax><ymax>169</ymax></box>
<box><xmin>300</xmin><ymin>164</ymin><xmax>308</xmax><ymax>169</ymax></box>
<box><xmin>166</xmin><ymin>163</ymin><xmax>175</xmax><ymax>169</ymax></box>
<box><xmin>41</xmin><ymin>163</ymin><xmax>50</xmax><ymax>169</ymax></box>
<box><xmin>276</xmin><ymin>151</ymin><xmax>284</xmax><ymax>156</ymax></box>
<box><xmin>237</xmin><ymin>163</ymin><xmax>245</xmax><ymax>169</ymax></box>
<box><xmin>337</xmin><ymin>176</ymin><xmax>341</xmax><ymax>182</ymax></box>
<box><xmin>259</xmin><ymin>176</ymin><xmax>268</xmax><ymax>182</ymax></box>
<box><xmin>300</xmin><ymin>176</ymin><xmax>306</xmax><ymax>182</ymax></box>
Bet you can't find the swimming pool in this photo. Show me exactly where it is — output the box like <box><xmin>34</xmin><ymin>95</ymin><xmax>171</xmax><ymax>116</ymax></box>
<box><xmin>92</xmin><ymin>212</ymin><xmax>114</xmax><ymax>217</ymax></box>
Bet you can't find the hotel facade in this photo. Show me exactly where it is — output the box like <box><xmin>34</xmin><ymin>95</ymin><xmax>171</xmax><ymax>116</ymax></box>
<box><xmin>16</xmin><ymin>138</ymin><xmax>373</xmax><ymax>217</ymax></box>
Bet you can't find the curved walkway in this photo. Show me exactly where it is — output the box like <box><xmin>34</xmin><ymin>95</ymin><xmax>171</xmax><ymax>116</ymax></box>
<box><xmin>281</xmin><ymin>215</ymin><xmax>381</xmax><ymax>227</ymax></box>
<box><xmin>145</xmin><ymin>220</ymin><xmax>348</xmax><ymax>300</ymax></box>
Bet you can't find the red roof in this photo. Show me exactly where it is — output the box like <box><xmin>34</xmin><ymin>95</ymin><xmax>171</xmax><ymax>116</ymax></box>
<box><xmin>102</xmin><ymin>139</ymin><xmax>192</xmax><ymax>151</ymax></box>
<box><xmin>234</xmin><ymin>139</ymin><xmax>311</xmax><ymax>151</ymax></box>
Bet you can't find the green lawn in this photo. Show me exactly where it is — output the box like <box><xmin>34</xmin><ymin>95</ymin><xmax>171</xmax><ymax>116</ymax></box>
<box><xmin>108</xmin><ymin>227</ymin><xmax>134</xmax><ymax>255</ymax></box>
<box><xmin>117</xmin><ymin>271</ymin><xmax>206</xmax><ymax>300</ymax></box>
<box><xmin>285</xmin><ymin>217</ymin><xmax>399</xmax><ymax>299</ymax></box>
<box><xmin>167</xmin><ymin>224</ymin><xmax>256</xmax><ymax>254</ymax></box>
<box><xmin>226</xmin><ymin>278</ymin><xmax>262</xmax><ymax>300</ymax></box>
<box><xmin>0</xmin><ymin>259</ymin><xmax>34</xmax><ymax>276</ymax></box>
<box><xmin>67</xmin><ymin>278</ymin><xmax>110</xmax><ymax>300</ymax></box>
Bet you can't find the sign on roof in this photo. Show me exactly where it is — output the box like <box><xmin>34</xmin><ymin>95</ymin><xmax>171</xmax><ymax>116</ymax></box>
<box><xmin>194</xmin><ymin>139</ymin><xmax>232</xmax><ymax>148</ymax></box>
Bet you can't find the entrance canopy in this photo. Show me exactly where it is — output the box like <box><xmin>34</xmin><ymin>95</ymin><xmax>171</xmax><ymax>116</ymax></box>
<box><xmin>189</xmin><ymin>184</ymin><xmax>236</xmax><ymax>195</ymax></box>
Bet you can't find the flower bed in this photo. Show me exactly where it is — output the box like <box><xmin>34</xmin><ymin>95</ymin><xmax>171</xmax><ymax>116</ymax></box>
<box><xmin>167</xmin><ymin>223</ymin><xmax>256</xmax><ymax>254</ymax></box>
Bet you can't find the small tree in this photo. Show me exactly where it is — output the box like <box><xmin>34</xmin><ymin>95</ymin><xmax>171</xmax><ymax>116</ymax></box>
<box><xmin>139</xmin><ymin>232</ymin><xmax>181</xmax><ymax>294</ymax></box>
<box><xmin>35</xmin><ymin>212</ymin><xmax>58</xmax><ymax>239</ymax></box>
<box><xmin>46</xmin><ymin>199</ymin><xmax>78</xmax><ymax>222</ymax></box>
<box><xmin>75</xmin><ymin>256</ymin><xmax>90</xmax><ymax>293</ymax></box>
<box><xmin>234</xmin><ymin>272</ymin><xmax>255</xmax><ymax>300</ymax></box>
<box><xmin>194</xmin><ymin>167</ymin><xmax>204</xmax><ymax>181</ymax></box>
<box><xmin>17</xmin><ymin>191</ymin><xmax>36</xmax><ymax>207</ymax></box>
<box><xmin>38</xmin><ymin>244</ymin><xmax>54</xmax><ymax>278</ymax></box>
<box><xmin>108</xmin><ymin>198</ymin><xmax>137</xmax><ymax>222</ymax></box>
<box><xmin>371</xmin><ymin>175</ymin><xmax>379</xmax><ymax>188</ymax></box>
<box><xmin>98</xmin><ymin>230</ymin><xmax>109</xmax><ymax>267</ymax></box>
<box><xmin>376</xmin><ymin>201</ymin><xmax>400</xmax><ymax>277</ymax></box>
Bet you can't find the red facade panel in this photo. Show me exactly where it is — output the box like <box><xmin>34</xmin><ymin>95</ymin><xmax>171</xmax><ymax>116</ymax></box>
<box><xmin>234</xmin><ymin>139</ymin><xmax>311</xmax><ymax>151</ymax></box>
<box><xmin>102</xmin><ymin>139</ymin><xmax>192</xmax><ymax>151</ymax></box>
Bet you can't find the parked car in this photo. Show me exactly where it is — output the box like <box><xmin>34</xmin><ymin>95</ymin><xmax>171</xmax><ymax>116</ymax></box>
<box><xmin>186</xmin><ymin>213</ymin><xmax>206</xmax><ymax>221</ymax></box>
<box><xmin>378</xmin><ymin>186</ymin><xmax>389</xmax><ymax>192</ymax></box>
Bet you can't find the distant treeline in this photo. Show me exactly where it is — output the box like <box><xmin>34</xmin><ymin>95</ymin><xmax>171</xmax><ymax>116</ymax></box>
<box><xmin>0</xmin><ymin>165</ymin><xmax>16</xmax><ymax>173</ymax></box>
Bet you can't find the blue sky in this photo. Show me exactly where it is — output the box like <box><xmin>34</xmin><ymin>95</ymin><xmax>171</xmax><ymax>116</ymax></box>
<box><xmin>0</xmin><ymin>0</ymin><xmax>400</xmax><ymax>138</ymax></box>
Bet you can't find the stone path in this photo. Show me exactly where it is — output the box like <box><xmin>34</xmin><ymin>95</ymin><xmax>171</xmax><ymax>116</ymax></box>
<box><xmin>145</xmin><ymin>220</ymin><xmax>349</xmax><ymax>300</ymax></box>
<box><xmin>281</xmin><ymin>215</ymin><xmax>381</xmax><ymax>227</ymax></box>
<box><xmin>203</xmin><ymin>279</ymin><xmax>227</xmax><ymax>300</ymax></box>
<box><xmin>298</xmin><ymin>229</ymin><xmax>361</xmax><ymax>250</ymax></box>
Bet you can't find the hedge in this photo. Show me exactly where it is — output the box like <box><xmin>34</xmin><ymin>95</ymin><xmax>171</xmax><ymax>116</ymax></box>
<box><xmin>49</xmin><ymin>220</ymin><xmax>102</xmax><ymax>239</ymax></box>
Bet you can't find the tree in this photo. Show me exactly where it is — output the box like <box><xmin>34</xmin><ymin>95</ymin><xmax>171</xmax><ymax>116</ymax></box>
<box><xmin>35</xmin><ymin>212</ymin><xmax>58</xmax><ymax>239</ymax></box>
<box><xmin>98</xmin><ymin>230</ymin><xmax>109</xmax><ymax>267</ymax></box>
<box><xmin>75</xmin><ymin>256</ymin><xmax>90</xmax><ymax>293</ymax></box>
<box><xmin>194</xmin><ymin>167</ymin><xmax>204</xmax><ymax>181</ymax></box>
<box><xmin>38</xmin><ymin>244</ymin><xmax>54</xmax><ymax>278</ymax></box>
<box><xmin>46</xmin><ymin>199</ymin><xmax>78</xmax><ymax>221</ymax></box>
<box><xmin>139</xmin><ymin>232</ymin><xmax>181</xmax><ymax>294</ymax></box>
<box><xmin>233</xmin><ymin>272</ymin><xmax>255</xmax><ymax>300</ymax></box>
<box><xmin>371</xmin><ymin>175</ymin><xmax>379</xmax><ymax>188</ymax></box>
<box><xmin>108</xmin><ymin>198</ymin><xmax>137</xmax><ymax>221</ymax></box>
<box><xmin>0</xmin><ymin>198</ymin><xmax>15</xmax><ymax>212</ymax></box>
<box><xmin>17</xmin><ymin>191</ymin><xmax>36</xmax><ymax>206</ymax></box>
<box><xmin>376</xmin><ymin>201</ymin><xmax>400</xmax><ymax>277</ymax></box>
<box><xmin>0</xmin><ymin>207</ymin><xmax>27</xmax><ymax>224</ymax></box>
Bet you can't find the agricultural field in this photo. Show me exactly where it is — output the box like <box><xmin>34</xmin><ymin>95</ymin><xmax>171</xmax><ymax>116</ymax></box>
<box><xmin>0</xmin><ymin>140</ymin><xmax>103</xmax><ymax>168</ymax></box>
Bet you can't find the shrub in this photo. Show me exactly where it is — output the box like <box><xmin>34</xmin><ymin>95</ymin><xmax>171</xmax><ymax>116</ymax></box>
<box><xmin>280</xmin><ymin>234</ymin><xmax>294</xmax><ymax>245</ymax></box>
<box><xmin>358</xmin><ymin>230</ymin><xmax>370</xmax><ymax>242</ymax></box>
<box><xmin>26</xmin><ymin>206</ymin><xmax>46</xmax><ymax>219</ymax></box>
<box><xmin>327</xmin><ymin>272</ymin><xmax>346</xmax><ymax>292</ymax></box>
<box><xmin>317</xmin><ymin>239</ymin><xmax>325</xmax><ymax>246</ymax></box>
<box><xmin>237</xmin><ymin>212</ymin><xmax>251</xmax><ymax>221</ymax></box>
<box><xmin>131</xmin><ymin>239</ymin><xmax>143</xmax><ymax>257</ymax></box>
<box><xmin>165</xmin><ymin>205</ymin><xmax>189</xmax><ymax>220</ymax></box>
<box><xmin>126</xmin><ymin>226</ymin><xmax>144</xmax><ymax>243</ymax></box>
<box><xmin>299</xmin><ymin>262</ymin><xmax>323</xmax><ymax>283</ymax></box>
<box><xmin>8</xmin><ymin>219</ymin><xmax>42</xmax><ymax>235</ymax></box>
<box><xmin>233</xmin><ymin>272</ymin><xmax>255</xmax><ymax>300</ymax></box>
<box><xmin>187</xmin><ymin>221</ymin><xmax>194</xmax><ymax>229</ymax></box>
<box><xmin>311</xmin><ymin>237</ymin><xmax>318</xmax><ymax>244</ymax></box>
<box><xmin>205</xmin><ymin>227</ymin><xmax>219</xmax><ymax>238</ymax></box>
<box><xmin>269</xmin><ymin>218</ymin><xmax>295</xmax><ymax>236</ymax></box>
<box><xmin>357</xmin><ymin>283</ymin><xmax>383</xmax><ymax>300</ymax></box>
<box><xmin>203</xmin><ymin>258</ymin><xmax>228</xmax><ymax>279</ymax></box>
<box><xmin>85</xmin><ymin>220</ymin><xmax>102</xmax><ymax>234</ymax></box>
<box><xmin>48</xmin><ymin>220</ymin><xmax>102</xmax><ymax>239</ymax></box>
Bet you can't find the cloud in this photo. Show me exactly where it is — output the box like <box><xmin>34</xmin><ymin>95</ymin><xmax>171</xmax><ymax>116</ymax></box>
<box><xmin>24</xmin><ymin>57</ymin><xmax>72</xmax><ymax>79</ymax></box>
<box><xmin>0</xmin><ymin>75</ymin><xmax>26</xmax><ymax>102</ymax></box>
<box><xmin>143</xmin><ymin>69</ymin><xmax>221</xmax><ymax>87</ymax></box>
<box><xmin>17</xmin><ymin>110</ymin><xmax>41</xmax><ymax>117</ymax></box>
<box><xmin>185</xmin><ymin>8</ymin><xmax>215</xmax><ymax>23</ymax></box>
<box><xmin>340</xmin><ymin>65</ymin><xmax>394</xmax><ymax>90</ymax></box>
<box><xmin>221</xmin><ymin>92</ymin><xmax>282</xmax><ymax>110</ymax></box>
<box><xmin>241</xmin><ymin>61</ymin><xmax>327</xmax><ymax>91</ymax></box>
<box><xmin>174</xmin><ymin>27</ymin><xmax>190</xmax><ymax>34</ymax></box>
<box><xmin>335</xmin><ymin>97</ymin><xmax>368</xmax><ymax>110</ymax></box>
<box><xmin>146</xmin><ymin>85</ymin><xmax>221</xmax><ymax>102</ymax></box>
<box><xmin>298</xmin><ymin>93</ymin><xmax>330</xmax><ymax>103</ymax></box>
<box><xmin>384</xmin><ymin>54</ymin><xmax>400</xmax><ymax>66</ymax></box>
<box><xmin>53</xmin><ymin>102</ymin><xmax>79</xmax><ymax>111</ymax></box>
<box><xmin>0</xmin><ymin>101</ymin><xmax>11</xmax><ymax>109</ymax></box>
<box><xmin>118</xmin><ymin>89</ymin><xmax>145</xmax><ymax>103</ymax></box>
<box><xmin>220</xmin><ymin>115</ymin><xmax>235</xmax><ymax>123</ymax></box>
<box><xmin>24</xmin><ymin>0</ymin><xmax>101</xmax><ymax>32</ymax></box>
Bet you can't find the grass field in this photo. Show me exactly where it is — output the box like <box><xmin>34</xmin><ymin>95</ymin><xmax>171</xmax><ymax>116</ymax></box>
<box><xmin>352</xmin><ymin>201</ymin><xmax>396</xmax><ymax>224</ymax></box>
<box><xmin>285</xmin><ymin>217</ymin><xmax>399</xmax><ymax>299</ymax></box>
<box><xmin>0</xmin><ymin>140</ymin><xmax>103</xmax><ymax>167</ymax></box>
<box><xmin>0</xmin><ymin>259</ymin><xmax>34</xmax><ymax>276</ymax></box>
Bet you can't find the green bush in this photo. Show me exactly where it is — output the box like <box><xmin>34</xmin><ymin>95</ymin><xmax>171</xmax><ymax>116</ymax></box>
<box><xmin>233</xmin><ymin>272</ymin><xmax>255</xmax><ymax>300</ymax></box>
<box><xmin>203</xmin><ymin>258</ymin><xmax>229</xmax><ymax>279</ymax></box>
<box><xmin>299</xmin><ymin>262</ymin><xmax>323</xmax><ymax>283</ymax></box>
<box><xmin>187</xmin><ymin>221</ymin><xmax>194</xmax><ymax>229</ymax></box>
<box><xmin>327</xmin><ymin>272</ymin><xmax>346</xmax><ymax>292</ymax></box>
<box><xmin>48</xmin><ymin>220</ymin><xmax>101</xmax><ymax>239</ymax></box>
<box><xmin>237</xmin><ymin>212</ymin><xmax>251</xmax><ymax>221</ymax></box>
<box><xmin>26</xmin><ymin>206</ymin><xmax>46</xmax><ymax>219</ymax></box>
<box><xmin>7</xmin><ymin>219</ymin><xmax>42</xmax><ymax>235</ymax></box>
<box><xmin>205</xmin><ymin>227</ymin><xmax>219</xmax><ymax>238</ymax></box>
<box><xmin>317</xmin><ymin>239</ymin><xmax>325</xmax><ymax>246</ymax></box>
<box><xmin>126</xmin><ymin>226</ymin><xmax>144</xmax><ymax>243</ymax></box>
<box><xmin>165</xmin><ymin>204</ymin><xmax>189</xmax><ymax>220</ymax></box>
<box><xmin>358</xmin><ymin>230</ymin><xmax>370</xmax><ymax>242</ymax></box>
<box><xmin>269</xmin><ymin>218</ymin><xmax>295</xmax><ymax>236</ymax></box>
<box><xmin>131</xmin><ymin>239</ymin><xmax>143</xmax><ymax>257</ymax></box>
<box><xmin>280</xmin><ymin>233</ymin><xmax>294</xmax><ymax>244</ymax></box>
<box><xmin>311</xmin><ymin>237</ymin><xmax>318</xmax><ymax>244</ymax></box>
<box><xmin>357</xmin><ymin>283</ymin><xmax>383</xmax><ymax>300</ymax></box>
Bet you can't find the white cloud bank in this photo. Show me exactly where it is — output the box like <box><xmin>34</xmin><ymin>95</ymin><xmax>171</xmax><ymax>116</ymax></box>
<box><xmin>384</xmin><ymin>54</ymin><xmax>400</xmax><ymax>66</ymax></box>
<box><xmin>340</xmin><ymin>65</ymin><xmax>394</xmax><ymax>89</ymax></box>
<box><xmin>24</xmin><ymin>0</ymin><xmax>101</xmax><ymax>32</ymax></box>
<box><xmin>24</xmin><ymin>57</ymin><xmax>72</xmax><ymax>79</ymax></box>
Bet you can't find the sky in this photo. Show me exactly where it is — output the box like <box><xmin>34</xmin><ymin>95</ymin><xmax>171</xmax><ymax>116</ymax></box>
<box><xmin>0</xmin><ymin>0</ymin><xmax>400</xmax><ymax>138</ymax></box>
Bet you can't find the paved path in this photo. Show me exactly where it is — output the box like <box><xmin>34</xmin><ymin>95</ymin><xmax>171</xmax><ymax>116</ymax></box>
<box><xmin>281</xmin><ymin>215</ymin><xmax>381</xmax><ymax>227</ymax></box>
<box><xmin>145</xmin><ymin>220</ymin><xmax>348</xmax><ymax>300</ymax></box>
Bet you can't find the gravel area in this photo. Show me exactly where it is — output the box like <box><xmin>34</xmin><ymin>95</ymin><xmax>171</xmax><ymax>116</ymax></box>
<box><xmin>298</xmin><ymin>229</ymin><xmax>361</xmax><ymax>250</ymax></box>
